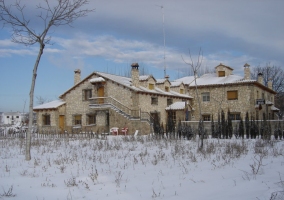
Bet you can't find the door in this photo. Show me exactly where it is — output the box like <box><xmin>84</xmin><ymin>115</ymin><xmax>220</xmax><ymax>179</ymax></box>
<box><xmin>98</xmin><ymin>86</ymin><xmax>104</xmax><ymax>104</ymax></box>
<box><xmin>59</xmin><ymin>115</ymin><xmax>65</xmax><ymax>132</ymax></box>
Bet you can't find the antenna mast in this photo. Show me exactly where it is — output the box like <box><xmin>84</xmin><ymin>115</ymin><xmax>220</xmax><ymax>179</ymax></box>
<box><xmin>157</xmin><ymin>5</ymin><xmax>166</xmax><ymax>78</ymax></box>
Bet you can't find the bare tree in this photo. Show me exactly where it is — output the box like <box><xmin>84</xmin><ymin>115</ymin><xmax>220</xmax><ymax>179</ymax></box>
<box><xmin>0</xmin><ymin>0</ymin><xmax>94</xmax><ymax>160</ymax></box>
<box><xmin>251</xmin><ymin>64</ymin><xmax>284</xmax><ymax>119</ymax></box>
<box><xmin>182</xmin><ymin>48</ymin><xmax>204</xmax><ymax>149</ymax></box>
<box><xmin>36</xmin><ymin>96</ymin><xmax>51</xmax><ymax>105</ymax></box>
<box><xmin>251</xmin><ymin>63</ymin><xmax>284</xmax><ymax>94</ymax></box>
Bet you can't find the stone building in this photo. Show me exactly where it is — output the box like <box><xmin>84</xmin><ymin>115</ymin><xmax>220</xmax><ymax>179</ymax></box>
<box><xmin>34</xmin><ymin>62</ymin><xmax>279</xmax><ymax>134</ymax></box>
<box><xmin>175</xmin><ymin>63</ymin><xmax>279</xmax><ymax>122</ymax></box>
<box><xmin>34</xmin><ymin>63</ymin><xmax>193</xmax><ymax>134</ymax></box>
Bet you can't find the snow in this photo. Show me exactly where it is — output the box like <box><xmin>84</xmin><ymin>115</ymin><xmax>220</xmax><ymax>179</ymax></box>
<box><xmin>33</xmin><ymin>100</ymin><xmax>65</xmax><ymax>110</ymax></box>
<box><xmin>0</xmin><ymin>135</ymin><xmax>283</xmax><ymax>200</ymax></box>
<box><xmin>166</xmin><ymin>102</ymin><xmax>186</xmax><ymax>110</ymax></box>
<box><xmin>89</xmin><ymin>77</ymin><xmax>105</xmax><ymax>83</ymax></box>
<box><xmin>175</xmin><ymin>73</ymin><xmax>256</xmax><ymax>87</ymax></box>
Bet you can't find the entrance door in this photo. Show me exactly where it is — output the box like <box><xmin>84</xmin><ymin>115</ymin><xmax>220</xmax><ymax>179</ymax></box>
<box><xmin>59</xmin><ymin>115</ymin><xmax>65</xmax><ymax>132</ymax></box>
<box><xmin>98</xmin><ymin>86</ymin><xmax>104</xmax><ymax>104</ymax></box>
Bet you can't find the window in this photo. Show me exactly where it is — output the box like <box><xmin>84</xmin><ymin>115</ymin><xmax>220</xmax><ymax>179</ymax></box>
<box><xmin>6</xmin><ymin>116</ymin><xmax>9</xmax><ymax>118</ymax></box>
<box><xmin>165</xmin><ymin>86</ymin><xmax>169</xmax><ymax>92</ymax></box>
<box><xmin>74</xmin><ymin>115</ymin><xmax>82</xmax><ymax>125</ymax></box>
<box><xmin>202</xmin><ymin>115</ymin><xmax>210</xmax><ymax>121</ymax></box>
<box><xmin>83</xmin><ymin>89</ymin><xmax>92</xmax><ymax>101</ymax></box>
<box><xmin>167</xmin><ymin>98</ymin><xmax>173</xmax><ymax>106</ymax></box>
<box><xmin>218</xmin><ymin>71</ymin><xmax>225</xmax><ymax>77</ymax></box>
<box><xmin>16</xmin><ymin>116</ymin><xmax>19</xmax><ymax>118</ymax></box>
<box><xmin>229</xmin><ymin>113</ymin><xmax>241</xmax><ymax>120</ymax></box>
<box><xmin>180</xmin><ymin>89</ymin><xmax>184</xmax><ymax>94</ymax></box>
<box><xmin>149</xmin><ymin>83</ymin><xmax>154</xmax><ymax>90</ymax></box>
<box><xmin>151</xmin><ymin>96</ymin><xmax>158</xmax><ymax>105</ymax></box>
<box><xmin>42</xmin><ymin>114</ymin><xmax>51</xmax><ymax>125</ymax></box>
<box><xmin>227</xmin><ymin>91</ymin><xmax>238</xmax><ymax>100</ymax></box>
<box><xmin>168</xmin><ymin>111</ymin><xmax>176</xmax><ymax>124</ymax></box>
<box><xmin>202</xmin><ymin>92</ymin><xmax>210</xmax><ymax>102</ymax></box>
<box><xmin>87</xmin><ymin>113</ymin><xmax>96</xmax><ymax>125</ymax></box>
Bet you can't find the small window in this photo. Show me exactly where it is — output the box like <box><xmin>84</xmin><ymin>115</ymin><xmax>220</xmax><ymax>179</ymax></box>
<box><xmin>87</xmin><ymin>113</ymin><xmax>96</xmax><ymax>125</ymax></box>
<box><xmin>202</xmin><ymin>92</ymin><xmax>210</xmax><ymax>102</ymax></box>
<box><xmin>151</xmin><ymin>96</ymin><xmax>158</xmax><ymax>105</ymax></box>
<box><xmin>74</xmin><ymin>115</ymin><xmax>82</xmax><ymax>125</ymax></box>
<box><xmin>202</xmin><ymin>115</ymin><xmax>210</xmax><ymax>121</ymax></box>
<box><xmin>16</xmin><ymin>116</ymin><xmax>19</xmax><ymax>118</ymax></box>
<box><xmin>149</xmin><ymin>83</ymin><xmax>154</xmax><ymax>90</ymax></box>
<box><xmin>167</xmin><ymin>98</ymin><xmax>173</xmax><ymax>106</ymax></box>
<box><xmin>42</xmin><ymin>114</ymin><xmax>51</xmax><ymax>126</ymax></box>
<box><xmin>165</xmin><ymin>86</ymin><xmax>169</xmax><ymax>92</ymax></box>
<box><xmin>229</xmin><ymin>113</ymin><xmax>241</xmax><ymax>120</ymax></box>
<box><xmin>180</xmin><ymin>89</ymin><xmax>184</xmax><ymax>94</ymax></box>
<box><xmin>83</xmin><ymin>89</ymin><xmax>92</xmax><ymax>101</ymax></box>
<box><xmin>6</xmin><ymin>116</ymin><xmax>9</xmax><ymax>118</ymax></box>
<box><xmin>227</xmin><ymin>91</ymin><xmax>238</xmax><ymax>100</ymax></box>
<box><xmin>218</xmin><ymin>71</ymin><xmax>225</xmax><ymax>77</ymax></box>
<box><xmin>168</xmin><ymin>111</ymin><xmax>177</xmax><ymax>124</ymax></box>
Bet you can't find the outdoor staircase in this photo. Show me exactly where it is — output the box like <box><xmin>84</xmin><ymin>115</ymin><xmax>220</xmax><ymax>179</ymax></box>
<box><xmin>89</xmin><ymin>97</ymin><xmax>152</xmax><ymax>125</ymax></box>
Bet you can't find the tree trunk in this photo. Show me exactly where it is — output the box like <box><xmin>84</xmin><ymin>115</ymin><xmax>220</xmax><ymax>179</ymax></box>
<box><xmin>194</xmin><ymin>73</ymin><xmax>204</xmax><ymax>149</ymax></box>
<box><xmin>26</xmin><ymin>43</ymin><xmax>44</xmax><ymax>161</ymax></box>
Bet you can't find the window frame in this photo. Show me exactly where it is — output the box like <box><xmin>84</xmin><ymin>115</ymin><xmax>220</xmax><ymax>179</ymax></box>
<box><xmin>82</xmin><ymin>89</ymin><xmax>92</xmax><ymax>101</ymax></box>
<box><xmin>180</xmin><ymin>88</ymin><xmax>184</xmax><ymax>94</ymax></box>
<box><xmin>149</xmin><ymin>83</ymin><xmax>154</xmax><ymax>90</ymax></box>
<box><xmin>87</xmin><ymin>113</ymin><xmax>96</xmax><ymax>125</ymax></box>
<box><xmin>229</xmin><ymin>113</ymin><xmax>241</xmax><ymax>120</ymax></box>
<box><xmin>218</xmin><ymin>71</ymin><xmax>225</xmax><ymax>77</ymax></box>
<box><xmin>202</xmin><ymin>115</ymin><xmax>210</xmax><ymax>121</ymax></box>
<box><xmin>227</xmin><ymin>90</ymin><xmax>238</xmax><ymax>100</ymax></box>
<box><xmin>167</xmin><ymin>98</ymin><xmax>173</xmax><ymax>106</ymax></box>
<box><xmin>42</xmin><ymin>114</ymin><xmax>51</xmax><ymax>126</ymax></box>
<box><xmin>201</xmin><ymin>92</ymin><xmax>210</xmax><ymax>102</ymax></box>
<box><xmin>74</xmin><ymin>115</ymin><xmax>82</xmax><ymax>125</ymax></box>
<box><xmin>151</xmin><ymin>96</ymin><xmax>158</xmax><ymax>105</ymax></box>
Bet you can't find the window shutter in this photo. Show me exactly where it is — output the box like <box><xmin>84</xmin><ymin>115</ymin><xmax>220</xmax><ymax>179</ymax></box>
<box><xmin>218</xmin><ymin>71</ymin><xmax>225</xmax><ymax>77</ymax></box>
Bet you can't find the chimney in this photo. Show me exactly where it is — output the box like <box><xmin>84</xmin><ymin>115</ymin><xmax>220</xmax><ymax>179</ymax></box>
<box><xmin>74</xmin><ymin>69</ymin><xmax>81</xmax><ymax>85</ymax></box>
<box><xmin>268</xmin><ymin>78</ymin><xmax>273</xmax><ymax>89</ymax></box>
<box><xmin>243</xmin><ymin>63</ymin><xmax>250</xmax><ymax>80</ymax></box>
<box><xmin>131</xmin><ymin>63</ymin><xmax>139</xmax><ymax>87</ymax></box>
<box><xmin>257</xmin><ymin>72</ymin><xmax>263</xmax><ymax>85</ymax></box>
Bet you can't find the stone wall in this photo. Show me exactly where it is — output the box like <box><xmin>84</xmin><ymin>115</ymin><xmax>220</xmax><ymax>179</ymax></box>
<box><xmin>188</xmin><ymin>83</ymin><xmax>277</xmax><ymax>121</ymax></box>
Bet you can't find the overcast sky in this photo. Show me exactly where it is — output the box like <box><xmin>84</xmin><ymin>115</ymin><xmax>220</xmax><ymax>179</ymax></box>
<box><xmin>1</xmin><ymin>0</ymin><xmax>284</xmax><ymax>112</ymax></box>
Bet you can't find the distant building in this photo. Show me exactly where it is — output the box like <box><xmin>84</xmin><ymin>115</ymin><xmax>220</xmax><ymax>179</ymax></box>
<box><xmin>1</xmin><ymin>112</ymin><xmax>25</xmax><ymax>125</ymax></box>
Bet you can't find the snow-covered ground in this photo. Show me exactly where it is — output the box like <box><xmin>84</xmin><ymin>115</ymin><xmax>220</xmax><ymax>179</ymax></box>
<box><xmin>0</xmin><ymin>135</ymin><xmax>283</xmax><ymax>200</ymax></box>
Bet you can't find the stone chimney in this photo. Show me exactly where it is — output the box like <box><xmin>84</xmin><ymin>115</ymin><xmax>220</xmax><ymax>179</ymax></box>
<box><xmin>74</xmin><ymin>69</ymin><xmax>81</xmax><ymax>85</ymax></box>
<box><xmin>268</xmin><ymin>78</ymin><xmax>273</xmax><ymax>89</ymax></box>
<box><xmin>131</xmin><ymin>63</ymin><xmax>139</xmax><ymax>87</ymax></box>
<box><xmin>244</xmin><ymin>63</ymin><xmax>250</xmax><ymax>80</ymax></box>
<box><xmin>257</xmin><ymin>72</ymin><xmax>263</xmax><ymax>85</ymax></box>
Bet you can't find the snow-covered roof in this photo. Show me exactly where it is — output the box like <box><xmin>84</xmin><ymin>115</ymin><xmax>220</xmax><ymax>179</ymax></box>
<box><xmin>265</xmin><ymin>100</ymin><xmax>273</xmax><ymax>105</ymax></box>
<box><xmin>96</xmin><ymin>72</ymin><xmax>192</xmax><ymax>99</ymax></box>
<box><xmin>89</xmin><ymin>77</ymin><xmax>105</xmax><ymax>83</ymax></box>
<box><xmin>156</xmin><ymin>79</ymin><xmax>166</xmax><ymax>84</ymax></box>
<box><xmin>33</xmin><ymin>100</ymin><xmax>65</xmax><ymax>110</ymax></box>
<box><xmin>139</xmin><ymin>75</ymin><xmax>151</xmax><ymax>81</ymax></box>
<box><xmin>175</xmin><ymin>73</ymin><xmax>255</xmax><ymax>87</ymax></box>
<box><xmin>166</xmin><ymin>102</ymin><xmax>186</xmax><ymax>110</ymax></box>
<box><xmin>170</xmin><ymin>81</ymin><xmax>183</xmax><ymax>87</ymax></box>
<box><xmin>271</xmin><ymin>106</ymin><xmax>280</xmax><ymax>111</ymax></box>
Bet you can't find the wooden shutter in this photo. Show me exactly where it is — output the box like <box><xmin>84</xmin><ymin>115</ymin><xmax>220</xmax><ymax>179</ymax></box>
<box><xmin>218</xmin><ymin>71</ymin><xmax>225</xmax><ymax>77</ymax></box>
<box><xmin>227</xmin><ymin>91</ymin><xmax>238</xmax><ymax>100</ymax></box>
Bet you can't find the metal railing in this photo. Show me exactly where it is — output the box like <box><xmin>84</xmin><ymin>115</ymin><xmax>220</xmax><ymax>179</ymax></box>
<box><xmin>89</xmin><ymin>97</ymin><xmax>141</xmax><ymax>119</ymax></box>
